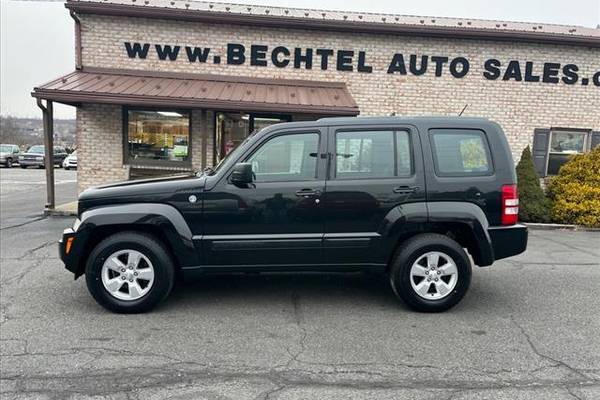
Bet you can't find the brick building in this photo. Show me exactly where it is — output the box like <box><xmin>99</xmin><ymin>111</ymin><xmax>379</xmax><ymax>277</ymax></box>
<box><xmin>32</xmin><ymin>0</ymin><xmax>599</xmax><ymax>199</ymax></box>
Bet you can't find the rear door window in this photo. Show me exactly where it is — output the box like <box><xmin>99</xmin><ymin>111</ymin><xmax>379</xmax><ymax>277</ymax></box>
<box><xmin>335</xmin><ymin>130</ymin><xmax>412</xmax><ymax>179</ymax></box>
<box><xmin>429</xmin><ymin>129</ymin><xmax>493</xmax><ymax>176</ymax></box>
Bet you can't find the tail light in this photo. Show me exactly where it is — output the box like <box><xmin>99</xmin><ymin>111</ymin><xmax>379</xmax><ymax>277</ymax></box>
<box><xmin>501</xmin><ymin>184</ymin><xmax>519</xmax><ymax>225</ymax></box>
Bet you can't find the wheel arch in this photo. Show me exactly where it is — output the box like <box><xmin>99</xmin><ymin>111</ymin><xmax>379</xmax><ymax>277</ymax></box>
<box><xmin>384</xmin><ymin>201</ymin><xmax>495</xmax><ymax>269</ymax></box>
<box><xmin>72</xmin><ymin>203</ymin><xmax>199</xmax><ymax>278</ymax></box>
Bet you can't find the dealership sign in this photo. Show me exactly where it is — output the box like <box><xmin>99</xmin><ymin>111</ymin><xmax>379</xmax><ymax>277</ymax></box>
<box><xmin>125</xmin><ymin>42</ymin><xmax>600</xmax><ymax>87</ymax></box>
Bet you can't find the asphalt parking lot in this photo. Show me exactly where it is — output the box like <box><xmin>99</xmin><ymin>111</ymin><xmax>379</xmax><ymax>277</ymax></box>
<box><xmin>1</xmin><ymin>169</ymin><xmax>599</xmax><ymax>399</ymax></box>
<box><xmin>0</xmin><ymin>167</ymin><xmax>77</xmax><ymax>229</ymax></box>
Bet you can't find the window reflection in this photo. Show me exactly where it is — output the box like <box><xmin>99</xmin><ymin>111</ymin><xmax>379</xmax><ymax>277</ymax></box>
<box><xmin>127</xmin><ymin>110</ymin><xmax>190</xmax><ymax>163</ymax></box>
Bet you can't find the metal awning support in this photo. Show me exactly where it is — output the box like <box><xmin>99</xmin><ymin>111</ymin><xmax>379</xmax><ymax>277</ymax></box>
<box><xmin>36</xmin><ymin>98</ymin><xmax>55</xmax><ymax>211</ymax></box>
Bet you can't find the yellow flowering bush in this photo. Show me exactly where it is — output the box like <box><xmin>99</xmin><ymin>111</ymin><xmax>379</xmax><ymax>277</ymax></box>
<box><xmin>548</xmin><ymin>146</ymin><xmax>600</xmax><ymax>227</ymax></box>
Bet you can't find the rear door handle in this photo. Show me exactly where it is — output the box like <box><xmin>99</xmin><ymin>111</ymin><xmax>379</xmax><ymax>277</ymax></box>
<box><xmin>295</xmin><ymin>189</ymin><xmax>321</xmax><ymax>197</ymax></box>
<box><xmin>393</xmin><ymin>185</ymin><xmax>419</xmax><ymax>194</ymax></box>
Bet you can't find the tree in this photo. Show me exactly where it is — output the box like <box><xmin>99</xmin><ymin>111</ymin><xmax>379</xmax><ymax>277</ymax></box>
<box><xmin>515</xmin><ymin>146</ymin><xmax>551</xmax><ymax>222</ymax></box>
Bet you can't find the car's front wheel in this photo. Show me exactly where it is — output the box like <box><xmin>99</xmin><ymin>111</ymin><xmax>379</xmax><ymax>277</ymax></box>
<box><xmin>6</xmin><ymin>158</ymin><xmax>13</xmax><ymax>168</ymax></box>
<box><xmin>85</xmin><ymin>232</ymin><xmax>175</xmax><ymax>313</ymax></box>
<box><xmin>389</xmin><ymin>233</ymin><xmax>472</xmax><ymax>312</ymax></box>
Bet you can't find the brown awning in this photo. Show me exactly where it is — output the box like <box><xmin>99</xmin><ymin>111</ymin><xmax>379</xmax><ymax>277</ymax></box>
<box><xmin>32</xmin><ymin>67</ymin><xmax>359</xmax><ymax>116</ymax></box>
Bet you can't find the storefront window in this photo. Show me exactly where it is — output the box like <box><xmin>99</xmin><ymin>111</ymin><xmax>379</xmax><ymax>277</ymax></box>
<box><xmin>126</xmin><ymin>110</ymin><xmax>190</xmax><ymax>164</ymax></box>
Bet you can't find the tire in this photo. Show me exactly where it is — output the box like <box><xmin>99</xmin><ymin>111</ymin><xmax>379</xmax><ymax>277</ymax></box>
<box><xmin>64</xmin><ymin>166</ymin><xmax>69</xmax><ymax>170</ymax></box>
<box><xmin>20</xmin><ymin>165</ymin><xmax>27</xmax><ymax>169</ymax></box>
<box><xmin>6</xmin><ymin>158</ymin><xmax>12</xmax><ymax>168</ymax></box>
<box><xmin>85</xmin><ymin>232</ymin><xmax>175</xmax><ymax>313</ymax></box>
<box><xmin>389</xmin><ymin>233</ymin><xmax>472</xmax><ymax>313</ymax></box>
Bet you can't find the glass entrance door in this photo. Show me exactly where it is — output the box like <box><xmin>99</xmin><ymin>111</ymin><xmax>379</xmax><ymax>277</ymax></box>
<box><xmin>215</xmin><ymin>112</ymin><xmax>250</xmax><ymax>163</ymax></box>
<box><xmin>215</xmin><ymin>112</ymin><xmax>291</xmax><ymax>163</ymax></box>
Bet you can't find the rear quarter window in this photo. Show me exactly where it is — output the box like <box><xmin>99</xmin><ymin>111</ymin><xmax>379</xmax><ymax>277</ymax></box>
<box><xmin>429</xmin><ymin>129</ymin><xmax>493</xmax><ymax>177</ymax></box>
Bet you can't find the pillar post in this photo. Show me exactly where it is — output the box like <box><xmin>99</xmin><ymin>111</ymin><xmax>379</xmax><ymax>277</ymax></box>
<box><xmin>201</xmin><ymin>109</ymin><xmax>208</xmax><ymax>170</ymax></box>
<box><xmin>37</xmin><ymin>99</ymin><xmax>55</xmax><ymax>211</ymax></box>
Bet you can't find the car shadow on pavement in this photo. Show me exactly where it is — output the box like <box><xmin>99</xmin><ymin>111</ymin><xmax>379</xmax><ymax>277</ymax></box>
<box><xmin>164</xmin><ymin>272</ymin><xmax>403</xmax><ymax>310</ymax></box>
<box><xmin>154</xmin><ymin>270</ymin><xmax>517</xmax><ymax>316</ymax></box>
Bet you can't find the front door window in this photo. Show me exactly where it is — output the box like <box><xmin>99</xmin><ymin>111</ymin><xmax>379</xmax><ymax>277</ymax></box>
<box><xmin>247</xmin><ymin>132</ymin><xmax>320</xmax><ymax>182</ymax></box>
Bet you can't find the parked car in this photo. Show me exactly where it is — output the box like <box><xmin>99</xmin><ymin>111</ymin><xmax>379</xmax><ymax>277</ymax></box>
<box><xmin>19</xmin><ymin>145</ymin><xmax>68</xmax><ymax>168</ymax></box>
<box><xmin>59</xmin><ymin>117</ymin><xmax>528</xmax><ymax>313</ymax></box>
<box><xmin>63</xmin><ymin>151</ymin><xmax>78</xmax><ymax>170</ymax></box>
<box><xmin>0</xmin><ymin>144</ymin><xmax>21</xmax><ymax>168</ymax></box>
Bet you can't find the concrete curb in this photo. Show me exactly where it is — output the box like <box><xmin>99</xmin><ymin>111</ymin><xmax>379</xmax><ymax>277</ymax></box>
<box><xmin>524</xmin><ymin>222</ymin><xmax>600</xmax><ymax>232</ymax></box>
<box><xmin>44</xmin><ymin>208</ymin><xmax>77</xmax><ymax>217</ymax></box>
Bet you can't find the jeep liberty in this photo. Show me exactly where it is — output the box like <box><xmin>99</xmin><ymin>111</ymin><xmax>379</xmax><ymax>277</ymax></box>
<box><xmin>59</xmin><ymin>117</ymin><xmax>528</xmax><ymax>313</ymax></box>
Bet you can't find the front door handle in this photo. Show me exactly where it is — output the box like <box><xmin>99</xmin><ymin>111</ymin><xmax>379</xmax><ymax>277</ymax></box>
<box><xmin>295</xmin><ymin>189</ymin><xmax>321</xmax><ymax>197</ymax></box>
<box><xmin>393</xmin><ymin>185</ymin><xmax>419</xmax><ymax>194</ymax></box>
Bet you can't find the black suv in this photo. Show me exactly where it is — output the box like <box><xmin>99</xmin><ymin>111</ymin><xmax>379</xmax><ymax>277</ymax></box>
<box><xmin>59</xmin><ymin>117</ymin><xmax>527</xmax><ymax>313</ymax></box>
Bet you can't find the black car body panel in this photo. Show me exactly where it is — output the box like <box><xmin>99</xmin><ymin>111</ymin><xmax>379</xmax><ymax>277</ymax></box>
<box><xmin>63</xmin><ymin>203</ymin><xmax>200</xmax><ymax>278</ymax></box>
<box><xmin>59</xmin><ymin>116</ymin><xmax>527</xmax><ymax>279</ymax></box>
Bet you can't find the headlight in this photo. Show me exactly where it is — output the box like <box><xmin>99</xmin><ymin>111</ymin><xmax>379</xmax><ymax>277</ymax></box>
<box><xmin>36</xmin><ymin>156</ymin><xmax>43</xmax><ymax>161</ymax></box>
<box><xmin>19</xmin><ymin>156</ymin><xmax>24</xmax><ymax>160</ymax></box>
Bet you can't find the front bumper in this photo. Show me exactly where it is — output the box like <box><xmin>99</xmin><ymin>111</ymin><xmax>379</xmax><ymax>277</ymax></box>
<box><xmin>19</xmin><ymin>159</ymin><xmax>44</xmax><ymax>167</ymax></box>
<box><xmin>59</xmin><ymin>227</ymin><xmax>82</xmax><ymax>275</ymax></box>
<box><xmin>488</xmin><ymin>224</ymin><xmax>528</xmax><ymax>261</ymax></box>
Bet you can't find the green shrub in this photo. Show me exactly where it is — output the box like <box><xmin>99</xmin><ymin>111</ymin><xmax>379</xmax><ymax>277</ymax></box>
<box><xmin>548</xmin><ymin>146</ymin><xmax>600</xmax><ymax>227</ymax></box>
<box><xmin>515</xmin><ymin>146</ymin><xmax>552</xmax><ymax>222</ymax></box>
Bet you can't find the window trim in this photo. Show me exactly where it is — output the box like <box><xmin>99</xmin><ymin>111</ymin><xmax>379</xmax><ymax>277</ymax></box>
<box><xmin>122</xmin><ymin>106</ymin><xmax>193</xmax><ymax>169</ymax></box>
<box><xmin>240</xmin><ymin>130</ymin><xmax>322</xmax><ymax>183</ymax></box>
<box><xmin>428</xmin><ymin>128</ymin><xmax>495</xmax><ymax>178</ymax></box>
<box><xmin>332</xmin><ymin>128</ymin><xmax>415</xmax><ymax>181</ymax></box>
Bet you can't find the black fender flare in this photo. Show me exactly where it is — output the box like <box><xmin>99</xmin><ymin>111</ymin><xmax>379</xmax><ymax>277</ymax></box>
<box><xmin>380</xmin><ymin>201</ymin><xmax>494</xmax><ymax>266</ymax></box>
<box><xmin>75</xmin><ymin>203</ymin><xmax>199</xmax><ymax>275</ymax></box>
<box><xmin>427</xmin><ymin>201</ymin><xmax>494</xmax><ymax>266</ymax></box>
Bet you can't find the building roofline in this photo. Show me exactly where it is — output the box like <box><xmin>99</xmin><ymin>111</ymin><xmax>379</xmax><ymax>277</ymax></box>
<box><xmin>65</xmin><ymin>0</ymin><xmax>600</xmax><ymax>48</ymax></box>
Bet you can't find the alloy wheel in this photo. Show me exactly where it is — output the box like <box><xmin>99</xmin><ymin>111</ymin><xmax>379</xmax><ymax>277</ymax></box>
<box><xmin>101</xmin><ymin>249</ymin><xmax>155</xmax><ymax>301</ymax></box>
<box><xmin>409</xmin><ymin>251</ymin><xmax>458</xmax><ymax>300</ymax></box>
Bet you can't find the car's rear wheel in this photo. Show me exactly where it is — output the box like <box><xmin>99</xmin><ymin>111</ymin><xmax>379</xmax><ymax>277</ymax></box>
<box><xmin>389</xmin><ymin>234</ymin><xmax>471</xmax><ymax>312</ymax></box>
<box><xmin>85</xmin><ymin>232</ymin><xmax>175</xmax><ymax>313</ymax></box>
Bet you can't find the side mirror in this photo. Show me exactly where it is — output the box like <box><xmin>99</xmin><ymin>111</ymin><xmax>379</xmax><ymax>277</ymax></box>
<box><xmin>230</xmin><ymin>163</ymin><xmax>254</xmax><ymax>186</ymax></box>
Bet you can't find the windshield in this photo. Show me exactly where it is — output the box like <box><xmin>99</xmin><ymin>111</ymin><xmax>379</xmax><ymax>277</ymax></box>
<box><xmin>27</xmin><ymin>145</ymin><xmax>45</xmax><ymax>154</ymax></box>
<box><xmin>0</xmin><ymin>145</ymin><xmax>13</xmax><ymax>152</ymax></box>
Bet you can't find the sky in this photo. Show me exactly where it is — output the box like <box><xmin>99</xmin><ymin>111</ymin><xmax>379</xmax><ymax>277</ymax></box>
<box><xmin>1</xmin><ymin>0</ymin><xmax>599</xmax><ymax>119</ymax></box>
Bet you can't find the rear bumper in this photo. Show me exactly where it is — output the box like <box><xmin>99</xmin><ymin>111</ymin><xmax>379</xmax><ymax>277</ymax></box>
<box><xmin>488</xmin><ymin>224</ymin><xmax>528</xmax><ymax>261</ymax></box>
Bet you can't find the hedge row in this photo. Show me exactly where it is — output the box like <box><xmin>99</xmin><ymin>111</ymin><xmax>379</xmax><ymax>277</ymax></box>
<box><xmin>516</xmin><ymin>146</ymin><xmax>600</xmax><ymax>228</ymax></box>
